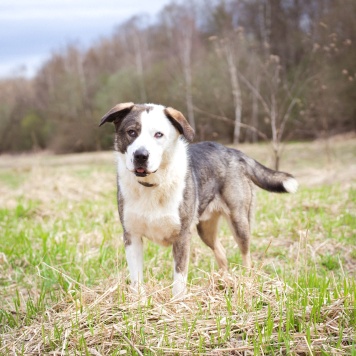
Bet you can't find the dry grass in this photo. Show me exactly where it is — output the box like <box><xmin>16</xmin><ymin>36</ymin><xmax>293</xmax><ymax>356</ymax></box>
<box><xmin>1</xmin><ymin>268</ymin><xmax>354</xmax><ymax>355</ymax></box>
<box><xmin>0</xmin><ymin>137</ymin><xmax>355</xmax><ymax>355</ymax></box>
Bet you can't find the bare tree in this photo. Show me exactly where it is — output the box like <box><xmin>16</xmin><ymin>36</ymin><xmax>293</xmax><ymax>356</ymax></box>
<box><xmin>238</xmin><ymin>55</ymin><xmax>314</xmax><ymax>170</ymax></box>
<box><xmin>161</xmin><ymin>3</ymin><xmax>197</xmax><ymax>130</ymax></box>
<box><xmin>208</xmin><ymin>0</ymin><xmax>246</xmax><ymax>144</ymax></box>
<box><xmin>222</xmin><ymin>37</ymin><xmax>243</xmax><ymax>144</ymax></box>
<box><xmin>250</xmin><ymin>67</ymin><xmax>261</xmax><ymax>143</ymax></box>
<box><xmin>211</xmin><ymin>29</ymin><xmax>245</xmax><ymax>144</ymax></box>
<box><xmin>119</xmin><ymin>16</ymin><xmax>149</xmax><ymax>103</ymax></box>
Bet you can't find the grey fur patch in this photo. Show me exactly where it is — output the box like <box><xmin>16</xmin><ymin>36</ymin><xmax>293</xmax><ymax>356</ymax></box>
<box><xmin>114</xmin><ymin>106</ymin><xmax>145</xmax><ymax>153</ymax></box>
<box><xmin>111</xmin><ymin>104</ymin><xmax>156</xmax><ymax>153</ymax></box>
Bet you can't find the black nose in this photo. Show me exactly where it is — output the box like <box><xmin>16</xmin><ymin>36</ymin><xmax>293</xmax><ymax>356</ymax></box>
<box><xmin>134</xmin><ymin>148</ymin><xmax>149</xmax><ymax>164</ymax></box>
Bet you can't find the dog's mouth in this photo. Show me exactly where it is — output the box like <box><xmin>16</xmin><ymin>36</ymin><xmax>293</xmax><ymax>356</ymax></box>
<box><xmin>134</xmin><ymin>167</ymin><xmax>150</xmax><ymax>177</ymax></box>
<box><xmin>134</xmin><ymin>167</ymin><xmax>158</xmax><ymax>177</ymax></box>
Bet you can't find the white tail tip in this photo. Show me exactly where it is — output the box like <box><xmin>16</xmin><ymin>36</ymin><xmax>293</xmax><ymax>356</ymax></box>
<box><xmin>283</xmin><ymin>177</ymin><xmax>298</xmax><ymax>193</ymax></box>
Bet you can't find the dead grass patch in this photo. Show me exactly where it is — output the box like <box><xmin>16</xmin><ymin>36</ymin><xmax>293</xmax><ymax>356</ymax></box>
<box><xmin>1</xmin><ymin>268</ymin><xmax>354</xmax><ymax>355</ymax></box>
<box><xmin>0</xmin><ymin>137</ymin><xmax>355</xmax><ymax>355</ymax></box>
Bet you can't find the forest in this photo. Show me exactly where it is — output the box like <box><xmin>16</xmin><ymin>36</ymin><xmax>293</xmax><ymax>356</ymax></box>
<box><xmin>0</xmin><ymin>0</ymin><xmax>355</xmax><ymax>162</ymax></box>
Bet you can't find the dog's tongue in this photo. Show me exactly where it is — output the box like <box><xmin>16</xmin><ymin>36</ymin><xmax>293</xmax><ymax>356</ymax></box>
<box><xmin>136</xmin><ymin>168</ymin><xmax>145</xmax><ymax>173</ymax></box>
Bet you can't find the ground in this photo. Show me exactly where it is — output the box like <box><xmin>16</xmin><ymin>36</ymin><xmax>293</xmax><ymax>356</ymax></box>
<box><xmin>0</xmin><ymin>136</ymin><xmax>355</xmax><ymax>355</ymax></box>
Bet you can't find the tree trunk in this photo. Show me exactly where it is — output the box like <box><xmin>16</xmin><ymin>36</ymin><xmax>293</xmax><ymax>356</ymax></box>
<box><xmin>250</xmin><ymin>73</ymin><xmax>260</xmax><ymax>142</ymax></box>
<box><xmin>183</xmin><ymin>43</ymin><xmax>195</xmax><ymax>131</ymax></box>
<box><xmin>271</xmin><ymin>92</ymin><xmax>280</xmax><ymax>170</ymax></box>
<box><xmin>133</xmin><ymin>31</ymin><xmax>147</xmax><ymax>103</ymax></box>
<box><xmin>225</xmin><ymin>42</ymin><xmax>242</xmax><ymax>144</ymax></box>
<box><xmin>273</xmin><ymin>147</ymin><xmax>280</xmax><ymax>171</ymax></box>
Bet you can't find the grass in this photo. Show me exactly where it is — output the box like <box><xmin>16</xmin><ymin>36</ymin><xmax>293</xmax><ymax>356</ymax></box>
<box><xmin>0</xmin><ymin>137</ymin><xmax>355</xmax><ymax>355</ymax></box>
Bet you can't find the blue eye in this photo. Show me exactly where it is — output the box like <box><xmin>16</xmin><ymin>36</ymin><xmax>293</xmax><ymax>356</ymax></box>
<box><xmin>154</xmin><ymin>132</ymin><xmax>164</xmax><ymax>138</ymax></box>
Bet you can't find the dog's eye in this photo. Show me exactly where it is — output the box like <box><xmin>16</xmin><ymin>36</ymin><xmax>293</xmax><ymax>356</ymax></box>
<box><xmin>127</xmin><ymin>130</ymin><xmax>137</xmax><ymax>138</ymax></box>
<box><xmin>154</xmin><ymin>132</ymin><xmax>164</xmax><ymax>138</ymax></box>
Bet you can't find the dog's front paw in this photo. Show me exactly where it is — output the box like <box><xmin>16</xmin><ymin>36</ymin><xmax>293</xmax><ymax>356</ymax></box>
<box><xmin>129</xmin><ymin>282</ymin><xmax>146</xmax><ymax>301</ymax></box>
<box><xmin>172</xmin><ymin>281</ymin><xmax>187</xmax><ymax>300</ymax></box>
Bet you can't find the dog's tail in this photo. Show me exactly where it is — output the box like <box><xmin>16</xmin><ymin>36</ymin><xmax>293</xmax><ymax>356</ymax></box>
<box><xmin>242</xmin><ymin>154</ymin><xmax>298</xmax><ymax>193</ymax></box>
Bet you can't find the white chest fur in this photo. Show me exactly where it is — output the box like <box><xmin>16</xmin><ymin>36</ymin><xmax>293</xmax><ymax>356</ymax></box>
<box><xmin>123</xmin><ymin>192</ymin><xmax>182</xmax><ymax>246</ymax></box>
<box><xmin>117</xmin><ymin>140</ymin><xmax>188</xmax><ymax>246</ymax></box>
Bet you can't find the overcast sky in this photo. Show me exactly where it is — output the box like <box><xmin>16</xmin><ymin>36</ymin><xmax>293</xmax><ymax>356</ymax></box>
<box><xmin>0</xmin><ymin>0</ymin><xmax>171</xmax><ymax>78</ymax></box>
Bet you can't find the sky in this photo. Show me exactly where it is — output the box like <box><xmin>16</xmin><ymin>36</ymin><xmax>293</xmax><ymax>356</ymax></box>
<box><xmin>0</xmin><ymin>0</ymin><xmax>171</xmax><ymax>78</ymax></box>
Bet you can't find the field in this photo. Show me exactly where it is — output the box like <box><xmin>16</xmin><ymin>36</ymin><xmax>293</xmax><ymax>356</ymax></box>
<box><xmin>0</xmin><ymin>137</ymin><xmax>355</xmax><ymax>355</ymax></box>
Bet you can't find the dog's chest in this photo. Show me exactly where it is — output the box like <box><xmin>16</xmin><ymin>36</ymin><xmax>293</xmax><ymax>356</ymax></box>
<box><xmin>121</xmin><ymin>183</ymin><xmax>184</xmax><ymax>246</ymax></box>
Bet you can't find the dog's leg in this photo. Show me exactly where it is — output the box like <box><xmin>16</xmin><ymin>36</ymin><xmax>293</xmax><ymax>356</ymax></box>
<box><xmin>227</xmin><ymin>216</ymin><xmax>251</xmax><ymax>269</ymax></box>
<box><xmin>223</xmin><ymin>183</ymin><xmax>254</xmax><ymax>269</ymax></box>
<box><xmin>124</xmin><ymin>234</ymin><xmax>144</xmax><ymax>294</ymax></box>
<box><xmin>172</xmin><ymin>234</ymin><xmax>191</xmax><ymax>298</ymax></box>
<box><xmin>197</xmin><ymin>213</ymin><xmax>228</xmax><ymax>271</ymax></box>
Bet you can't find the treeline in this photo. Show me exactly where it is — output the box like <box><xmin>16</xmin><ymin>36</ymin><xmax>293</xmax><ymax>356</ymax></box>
<box><xmin>0</xmin><ymin>0</ymin><xmax>355</xmax><ymax>157</ymax></box>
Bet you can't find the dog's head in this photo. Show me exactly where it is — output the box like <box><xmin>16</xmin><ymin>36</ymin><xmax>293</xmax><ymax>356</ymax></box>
<box><xmin>99</xmin><ymin>103</ymin><xmax>194</xmax><ymax>177</ymax></box>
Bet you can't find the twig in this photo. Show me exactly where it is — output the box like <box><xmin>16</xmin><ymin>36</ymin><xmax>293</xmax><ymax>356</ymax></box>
<box><xmin>193</xmin><ymin>105</ymin><xmax>269</xmax><ymax>141</ymax></box>
<box><xmin>41</xmin><ymin>262</ymin><xmax>93</xmax><ymax>293</ymax></box>
<box><xmin>113</xmin><ymin>325</ymin><xmax>144</xmax><ymax>356</ymax></box>
<box><xmin>304</xmin><ymin>336</ymin><xmax>313</xmax><ymax>356</ymax></box>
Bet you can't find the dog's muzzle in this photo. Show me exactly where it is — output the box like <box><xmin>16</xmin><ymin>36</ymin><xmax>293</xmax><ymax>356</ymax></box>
<box><xmin>134</xmin><ymin>148</ymin><xmax>150</xmax><ymax>177</ymax></box>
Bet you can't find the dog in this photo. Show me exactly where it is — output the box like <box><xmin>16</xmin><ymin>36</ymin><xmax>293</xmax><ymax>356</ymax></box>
<box><xmin>99</xmin><ymin>102</ymin><xmax>298</xmax><ymax>297</ymax></box>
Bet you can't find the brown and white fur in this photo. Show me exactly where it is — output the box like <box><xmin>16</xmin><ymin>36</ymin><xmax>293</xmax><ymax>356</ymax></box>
<box><xmin>100</xmin><ymin>102</ymin><xmax>298</xmax><ymax>297</ymax></box>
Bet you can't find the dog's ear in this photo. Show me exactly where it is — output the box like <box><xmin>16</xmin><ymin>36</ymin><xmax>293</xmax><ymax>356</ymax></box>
<box><xmin>164</xmin><ymin>107</ymin><xmax>195</xmax><ymax>143</ymax></box>
<box><xmin>99</xmin><ymin>102</ymin><xmax>135</xmax><ymax>127</ymax></box>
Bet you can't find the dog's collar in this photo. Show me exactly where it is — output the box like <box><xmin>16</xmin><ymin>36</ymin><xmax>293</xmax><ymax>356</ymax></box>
<box><xmin>138</xmin><ymin>181</ymin><xmax>157</xmax><ymax>188</ymax></box>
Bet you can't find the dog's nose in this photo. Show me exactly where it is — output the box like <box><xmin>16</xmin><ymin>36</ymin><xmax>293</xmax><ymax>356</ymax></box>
<box><xmin>134</xmin><ymin>148</ymin><xmax>149</xmax><ymax>164</ymax></box>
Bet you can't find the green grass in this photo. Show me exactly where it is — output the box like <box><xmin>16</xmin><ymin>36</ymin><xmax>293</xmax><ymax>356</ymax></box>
<box><xmin>0</xmin><ymin>139</ymin><xmax>355</xmax><ymax>355</ymax></box>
